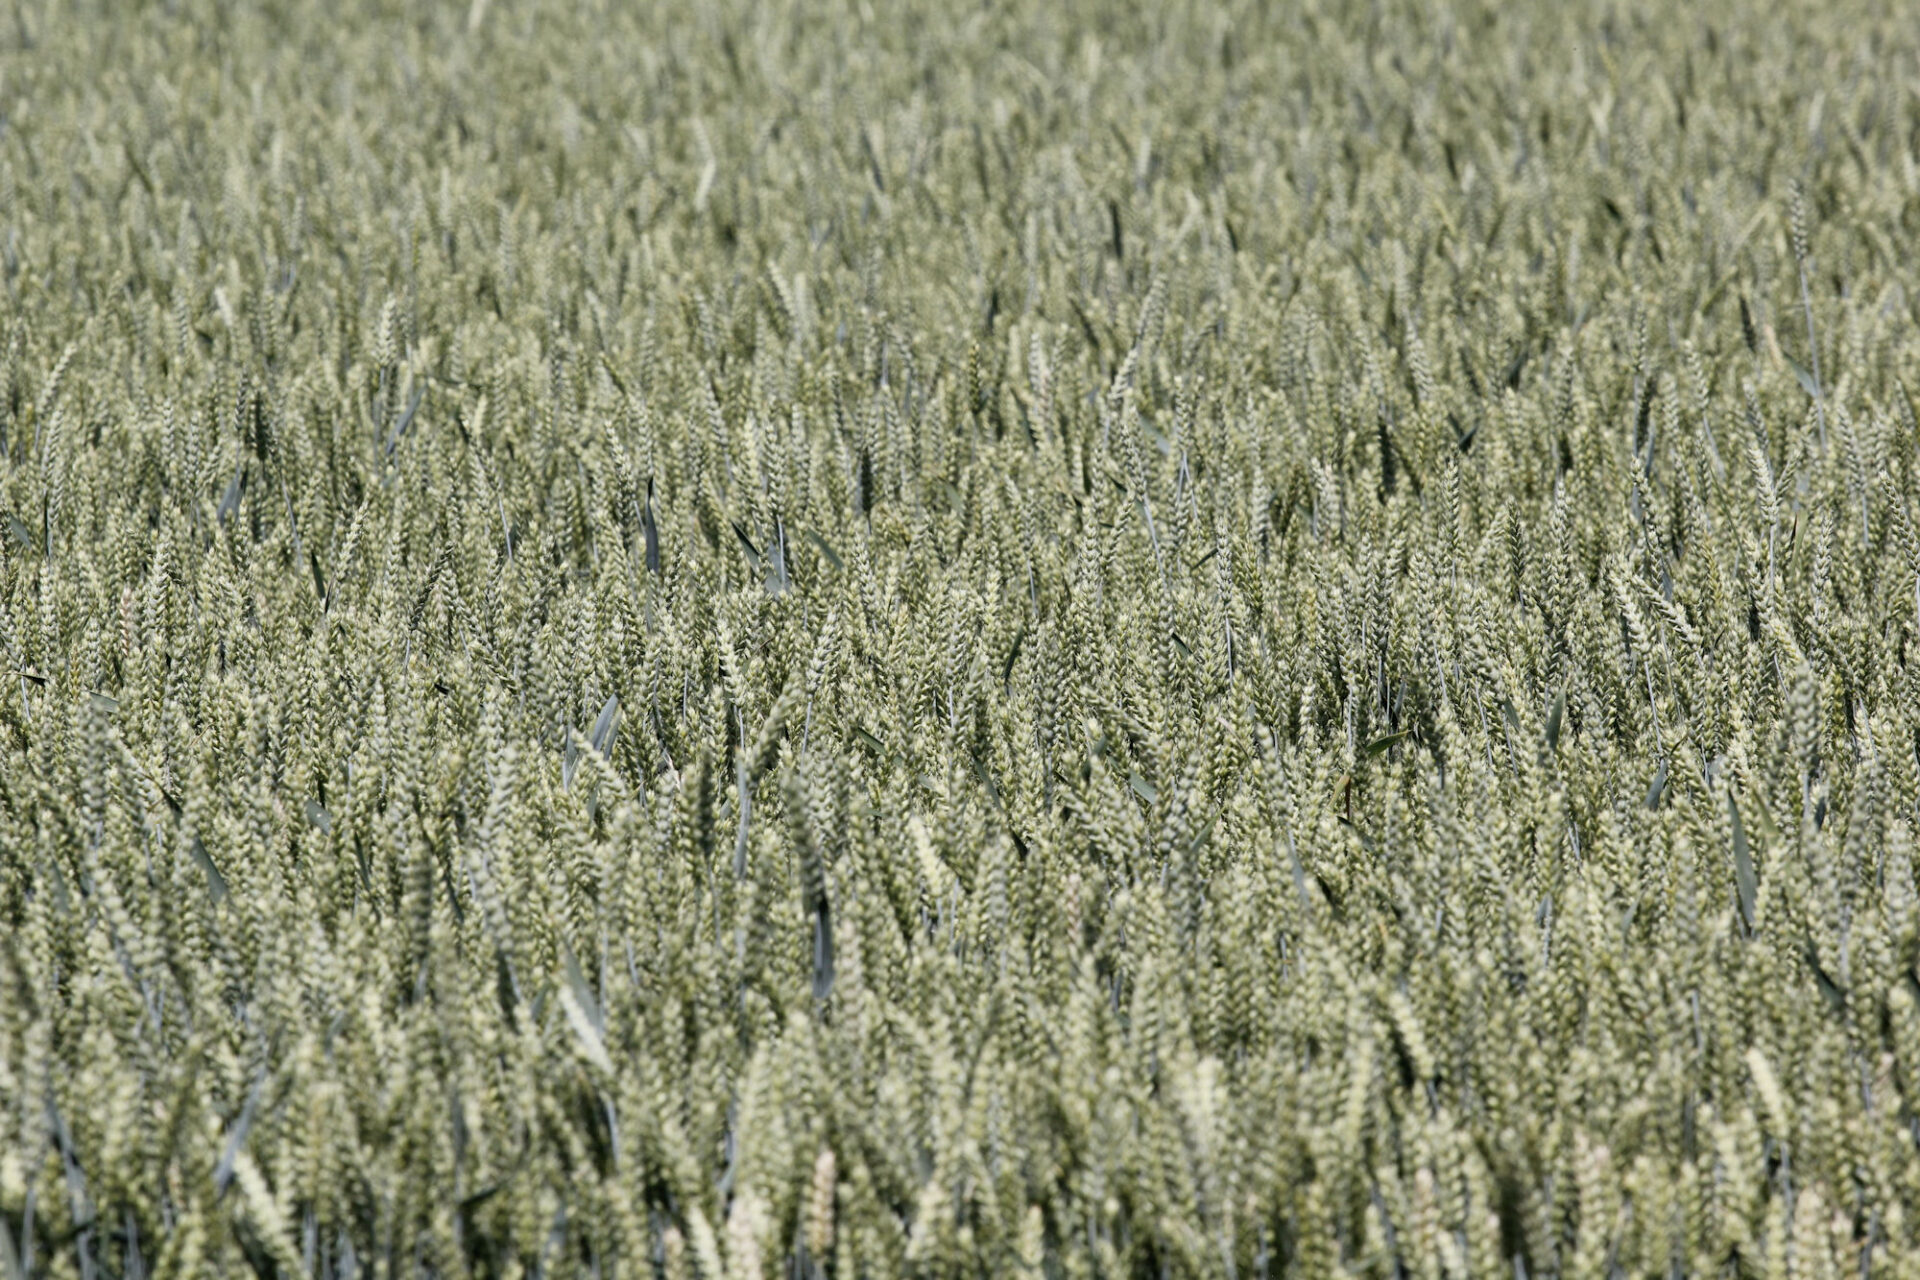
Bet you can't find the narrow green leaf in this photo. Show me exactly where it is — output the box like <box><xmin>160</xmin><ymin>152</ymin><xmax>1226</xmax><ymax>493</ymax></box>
<box><xmin>804</xmin><ymin>528</ymin><xmax>844</xmax><ymax>569</ymax></box>
<box><xmin>731</xmin><ymin>521</ymin><xmax>763</xmax><ymax>570</ymax></box>
<box><xmin>1785</xmin><ymin>354</ymin><xmax>1821</xmax><ymax>399</ymax></box>
<box><xmin>643</xmin><ymin>478</ymin><xmax>662</xmax><ymax>576</ymax></box>
<box><xmin>5</xmin><ymin>514</ymin><xmax>34</xmax><ymax>550</ymax></box>
<box><xmin>1363</xmin><ymin>729</ymin><xmax>1412</xmax><ymax>758</ymax></box>
<box><xmin>1729</xmin><ymin>794</ymin><xmax>1756</xmax><ymax>933</ymax></box>
<box><xmin>190</xmin><ymin>838</ymin><xmax>229</xmax><ymax>904</ymax></box>
<box><xmin>590</xmin><ymin>694</ymin><xmax>621</xmax><ymax>757</ymax></box>
<box><xmin>560</xmin><ymin>948</ymin><xmax>614</xmax><ymax>1075</ymax></box>
<box><xmin>968</xmin><ymin>749</ymin><xmax>1003</xmax><ymax>809</ymax></box>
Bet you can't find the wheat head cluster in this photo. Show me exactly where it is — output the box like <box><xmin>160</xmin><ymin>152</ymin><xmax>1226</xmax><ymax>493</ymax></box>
<box><xmin>3</xmin><ymin>0</ymin><xmax>1920</xmax><ymax>1276</ymax></box>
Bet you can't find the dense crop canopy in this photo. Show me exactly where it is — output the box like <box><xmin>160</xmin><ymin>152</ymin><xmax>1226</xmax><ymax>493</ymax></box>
<box><xmin>4</xmin><ymin>0</ymin><xmax>1920</xmax><ymax>1276</ymax></box>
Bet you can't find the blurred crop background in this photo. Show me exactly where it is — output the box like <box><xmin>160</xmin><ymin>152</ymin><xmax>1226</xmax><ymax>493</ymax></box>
<box><xmin>4</xmin><ymin>0</ymin><xmax>1920</xmax><ymax>1275</ymax></box>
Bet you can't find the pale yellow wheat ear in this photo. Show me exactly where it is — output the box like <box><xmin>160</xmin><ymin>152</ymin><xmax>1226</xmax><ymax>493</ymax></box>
<box><xmin>3</xmin><ymin>0</ymin><xmax>1920</xmax><ymax>1276</ymax></box>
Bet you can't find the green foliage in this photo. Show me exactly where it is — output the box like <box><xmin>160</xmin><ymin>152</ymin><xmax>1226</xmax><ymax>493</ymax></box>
<box><xmin>4</xmin><ymin>0</ymin><xmax>1920</xmax><ymax>1275</ymax></box>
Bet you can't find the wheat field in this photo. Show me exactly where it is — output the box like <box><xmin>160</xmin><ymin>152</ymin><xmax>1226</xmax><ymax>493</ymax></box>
<box><xmin>4</xmin><ymin>0</ymin><xmax>1920</xmax><ymax>1275</ymax></box>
